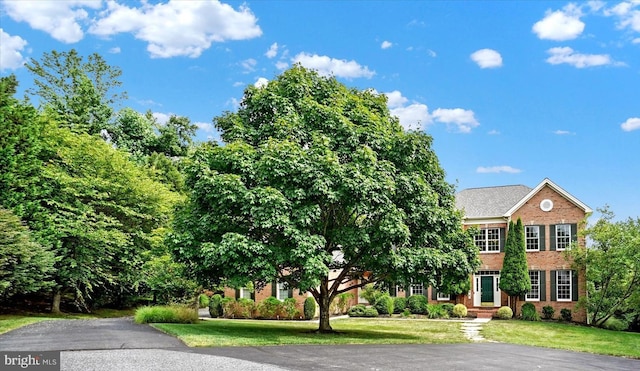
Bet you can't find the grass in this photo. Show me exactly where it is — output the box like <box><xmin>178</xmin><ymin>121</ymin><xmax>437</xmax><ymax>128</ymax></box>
<box><xmin>134</xmin><ymin>305</ymin><xmax>199</xmax><ymax>324</ymax></box>
<box><xmin>0</xmin><ymin>308</ymin><xmax>136</xmax><ymax>335</ymax></box>
<box><xmin>153</xmin><ymin>317</ymin><xmax>468</xmax><ymax>347</ymax></box>
<box><xmin>482</xmin><ymin>320</ymin><xmax>640</xmax><ymax>358</ymax></box>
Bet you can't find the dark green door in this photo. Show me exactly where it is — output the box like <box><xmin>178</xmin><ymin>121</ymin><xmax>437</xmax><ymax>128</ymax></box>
<box><xmin>481</xmin><ymin>276</ymin><xmax>494</xmax><ymax>303</ymax></box>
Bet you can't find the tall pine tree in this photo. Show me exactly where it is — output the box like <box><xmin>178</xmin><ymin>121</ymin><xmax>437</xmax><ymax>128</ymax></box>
<box><xmin>499</xmin><ymin>218</ymin><xmax>530</xmax><ymax>316</ymax></box>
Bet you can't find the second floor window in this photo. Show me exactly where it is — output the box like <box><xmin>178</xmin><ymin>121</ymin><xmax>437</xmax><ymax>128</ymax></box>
<box><xmin>525</xmin><ymin>226</ymin><xmax>540</xmax><ymax>251</ymax></box>
<box><xmin>474</xmin><ymin>228</ymin><xmax>501</xmax><ymax>252</ymax></box>
<box><xmin>556</xmin><ymin>224</ymin><xmax>571</xmax><ymax>250</ymax></box>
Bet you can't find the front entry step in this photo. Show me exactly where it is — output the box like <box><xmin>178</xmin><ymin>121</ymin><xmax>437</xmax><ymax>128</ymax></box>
<box><xmin>468</xmin><ymin>308</ymin><xmax>497</xmax><ymax>319</ymax></box>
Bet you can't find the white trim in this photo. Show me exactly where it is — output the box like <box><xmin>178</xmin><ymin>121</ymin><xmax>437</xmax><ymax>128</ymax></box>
<box><xmin>504</xmin><ymin>178</ymin><xmax>592</xmax><ymax>217</ymax></box>
<box><xmin>436</xmin><ymin>292</ymin><xmax>450</xmax><ymax>301</ymax></box>
<box><xmin>276</xmin><ymin>282</ymin><xmax>290</xmax><ymax>300</ymax></box>
<box><xmin>556</xmin><ymin>270</ymin><xmax>572</xmax><ymax>302</ymax></box>
<box><xmin>239</xmin><ymin>287</ymin><xmax>252</xmax><ymax>299</ymax></box>
<box><xmin>462</xmin><ymin>217</ymin><xmax>507</xmax><ymax>225</ymax></box>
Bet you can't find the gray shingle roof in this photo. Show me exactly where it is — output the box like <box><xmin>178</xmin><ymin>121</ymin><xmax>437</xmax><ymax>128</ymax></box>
<box><xmin>456</xmin><ymin>185</ymin><xmax>533</xmax><ymax>218</ymax></box>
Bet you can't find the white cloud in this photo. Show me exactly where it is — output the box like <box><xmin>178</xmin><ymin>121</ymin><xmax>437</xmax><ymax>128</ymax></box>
<box><xmin>427</xmin><ymin>49</ymin><xmax>437</xmax><ymax>58</ymax></box>
<box><xmin>292</xmin><ymin>53</ymin><xmax>375</xmax><ymax>79</ymax></box>
<box><xmin>385</xmin><ymin>91</ymin><xmax>480</xmax><ymax>133</ymax></box>
<box><xmin>0</xmin><ymin>29</ymin><xmax>28</xmax><ymax>71</ymax></box>
<box><xmin>470</xmin><ymin>49</ymin><xmax>503</xmax><ymax>68</ymax></box>
<box><xmin>89</xmin><ymin>0</ymin><xmax>262</xmax><ymax>58</ymax></box>
<box><xmin>275</xmin><ymin>60</ymin><xmax>289</xmax><ymax>70</ymax></box>
<box><xmin>254</xmin><ymin>77</ymin><xmax>269</xmax><ymax>88</ymax></box>
<box><xmin>384</xmin><ymin>91</ymin><xmax>429</xmax><ymax>131</ymax></box>
<box><xmin>606</xmin><ymin>1</ymin><xmax>640</xmax><ymax>32</ymax></box>
<box><xmin>152</xmin><ymin>112</ymin><xmax>171</xmax><ymax>124</ymax></box>
<box><xmin>532</xmin><ymin>4</ymin><xmax>585</xmax><ymax>41</ymax></box>
<box><xmin>3</xmin><ymin>0</ymin><xmax>99</xmax><ymax>43</ymax></box>
<box><xmin>633</xmin><ymin>37</ymin><xmax>640</xmax><ymax>43</ymax></box>
<box><xmin>476</xmin><ymin>166</ymin><xmax>522</xmax><ymax>174</ymax></box>
<box><xmin>381</xmin><ymin>40</ymin><xmax>392</xmax><ymax>49</ymax></box>
<box><xmin>109</xmin><ymin>46</ymin><xmax>121</xmax><ymax>54</ymax></box>
<box><xmin>621</xmin><ymin>117</ymin><xmax>640</xmax><ymax>131</ymax></box>
<box><xmin>554</xmin><ymin>130</ymin><xmax>575</xmax><ymax>135</ymax></box>
<box><xmin>265</xmin><ymin>42</ymin><xmax>278</xmax><ymax>58</ymax></box>
<box><xmin>385</xmin><ymin>90</ymin><xmax>408</xmax><ymax>108</ymax></box>
<box><xmin>241</xmin><ymin>58</ymin><xmax>257</xmax><ymax>73</ymax></box>
<box><xmin>232</xmin><ymin>81</ymin><xmax>244</xmax><ymax>87</ymax></box>
<box><xmin>432</xmin><ymin>108</ymin><xmax>480</xmax><ymax>133</ymax></box>
<box><xmin>195</xmin><ymin>121</ymin><xmax>214</xmax><ymax>132</ymax></box>
<box><xmin>545</xmin><ymin>47</ymin><xmax>619</xmax><ymax>68</ymax></box>
<box><xmin>488</xmin><ymin>129</ymin><xmax>500</xmax><ymax>135</ymax></box>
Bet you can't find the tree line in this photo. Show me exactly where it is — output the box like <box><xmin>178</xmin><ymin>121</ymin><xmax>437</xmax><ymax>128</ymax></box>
<box><xmin>1</xmin><ymin>50</ymin><xmax>638</xmax><ymax>332</ymax></box>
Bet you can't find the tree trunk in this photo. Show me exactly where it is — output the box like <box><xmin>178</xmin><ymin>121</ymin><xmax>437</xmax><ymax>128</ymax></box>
<box><xmin>317</xmin><ymin>279</ymin><xmax>333</xmax><ymax>332</ymax></box>
<box><xmin>51</xmin><ymin>289</ymin><xmax>62</xmax><ymax>314</ymax></box>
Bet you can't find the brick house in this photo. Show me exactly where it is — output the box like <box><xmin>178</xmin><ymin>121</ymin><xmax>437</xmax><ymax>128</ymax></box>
<box><xmin>224</xmin><ymin>178</ymin><xmax>591</xmax><ymax>322</ymax></box>
<box><xmin>426</xmin><ymin>178</ymin><xmax>592</xmax><ymax>321</ymax></box>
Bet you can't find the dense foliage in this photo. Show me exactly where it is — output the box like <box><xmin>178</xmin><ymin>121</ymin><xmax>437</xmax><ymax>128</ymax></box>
<box><xmin>568</xmin><ymin>207</ymin><xmax>640</xmax><ymax>329</ymax></box>
<box><xmin>170</xmin><ymin>65</ymin><xmax>479</xmax><ymax>331</ymax></box>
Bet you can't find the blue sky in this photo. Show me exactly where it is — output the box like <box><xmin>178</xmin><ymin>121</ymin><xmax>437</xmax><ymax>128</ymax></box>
<box><xmin>1</xmin><ymin>0</ymin><xmax>639</xmax><ymax>221</ymax></box>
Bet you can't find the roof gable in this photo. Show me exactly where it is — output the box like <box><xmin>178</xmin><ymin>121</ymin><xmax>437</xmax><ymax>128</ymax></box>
<box><xmin>504</xmin><ymin>178</ymin><xmax>592</xmax><ymax>216</ymax></box>
<box><xmin>456</xmin><ymin>178</ymin><xmax>592</xmax><ymax>219</ymax></box>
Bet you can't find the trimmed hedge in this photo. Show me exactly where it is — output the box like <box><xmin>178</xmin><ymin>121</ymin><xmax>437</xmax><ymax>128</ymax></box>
<box><xmin>348</xmin><ymin>304</ymin><xmax>379</xmax><ymax>317</ymax></box>
<box><xmin>542</xmin><ymin>305</ymin><xmax>555</xmax><ymax>320</ymax></box>
<box><xmin>452</xmin><ymin>304</ymin><xmax>467</xmax><ymax>318</ymax></box>
<box><xmin>208</xmin><ymin>294</ymin><xmax>223</xmax><ymax>318</ymax></box>
<box><xmin>374</xmin><ymin>295</ymin><xmax>394</xmax><ymax>315</ymax></box>
<box><xmin>304</xmin><ymin>297</ymin><xmax>316</xmax><ymax>320</ymax></box>
<box><xmin>393</xmin><ymin>297</ymin><xmax>407</xmax><ymax>314</ymax></box>
<box><xmin>496</xmin><ymin>306</ymin><xmax>513</xmax><ymax>319</ymax></box>
<box><xmin>406</xmin><ymin>295</ymin><xmax>428</xmax><ymax>314</ymax></box>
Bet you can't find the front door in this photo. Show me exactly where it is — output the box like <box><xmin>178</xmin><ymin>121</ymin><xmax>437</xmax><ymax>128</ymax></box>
<box><xmin>481</xmin><ymin>276</ymin><xmax>494</xmax><ymax>303</ymax></box>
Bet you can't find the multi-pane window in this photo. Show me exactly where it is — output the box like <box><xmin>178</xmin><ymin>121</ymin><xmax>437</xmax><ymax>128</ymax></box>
<box><xmin>277</xmin><ymin>282</ymin><xmax>290</xmax><ymax>300</ymax></box>
<box><xmin>525</xmin><ymin>226</ymin><xmax>540</xmax><ymax>251</ymax></box>
<box><xmin>556</xmin><ymin>270</ymin><xmax>572</xmax><ymax>301</ymax></box>
<box><xmin>410</xmin><ymin>282</ymin><xmax>424</xmax><ymax>296</ymax></box>
<box><xmin>556</xmin><ymin>224</ymin><xmax>571</xmax><ymax>250</ymax></box>
<box><xmin>239</xmin><ymin>287</ymin><xmax>252</xmax><ymax>299</ymax></box>
<box><xmin>474</xmin><ymin>228</ymin><xmax>501</xmax><ymax>252</ymax></box>
<box><xmin>437</xmin><ymin>292</ymin><xmax>450</xmax><ymax>301</ymax></box>
<box><xmin>526</xmin><ymin>271</ymin><xmax>540</xmax><ymax>301</ymax></box>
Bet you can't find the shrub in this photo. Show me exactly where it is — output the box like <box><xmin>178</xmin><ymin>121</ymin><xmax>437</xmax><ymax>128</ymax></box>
<box><xmin>393</xmin><ymin>297</ymin><xmax>407</xmax><ymax>314</ymax></box>
<box><xmin>348</xmin><ymin>304</ymin><xmax>367</xmax><ymax>317</ymax></box>
<box><xmin>134</xmin><ymin>305</ymin><xmax>198</xmax><ymax>324</ymax></box>
<box><xmin>496</xmin><ymin>306</ymin><xmax>513</xmax><ymax>319</ymax></box>
<box><xmin>441</xmin><ymin>303</ymin><xmax>455</xmax><ymax>317</ymax></box>
<box><xmin>363</xmin><ymin>307</ymin><xmax>379</xmax><ymax>317</ymax></box>
<box><xmin>335</xmin><ymin>293</ymin><xmax>354</xmax><ymax>314</ymax></box>
<box><xmin>427</xmin><ymin>304</ymin><xmax>447</xmax><ymax>319</ymax></box>
<box><xmin>283</xmin><ymin>297</ymin><xmax>299</xmax><ymax>319</ymax></box>
<box><xmin>521</xmin><ymin>303</ymin><xmax>540</xmax><ymax>321</ymax></box>
<box><xmin>452</xmin><ymin>304</ymin><xmax>467</xmax><ymax>318</ymax></box>
<box><xmin>374</xmin><ymin>294</ymin><xmax>394</xmax><ymax>315</ymax></box>
<box><xmin>360</xmin><ymin>284</ymin><xmax>385</xmax><ymax>305</ymax></box>
<box><xmin>560</xmin><ymin>308</ymin><xmax>572</xmax><ymax>322</ymax></box>
<box><xmin>542</xmin><ymin>305</ymin><xmax>555</xmax><ymax>320</ymax></box>
<box><xmin>208</xmin><ymin>294</ymin><xmax>223</xmax><ymax>318</ymax></box>
<box><xmin>402</xmin><ymin>308</ymin><xmax>411</xmax><ymax>317</ymax></box>
<box><xmin>198</xmin><ymin>293</ymin><xmax>210</xmax><ymax>308</ymax></box>
<box><xmin>257</xmin><ymin>296</ymin><xmax>282</xmax><ymax>319</ymax></box>
<box><xmin>406</xmin><ymin>295</ymin><xmax>428</xmax><ymax>314</ymax></box>
<box><xmin>304</xmin><ymin>297</ymin><xmax>316</xmax><ymax>320</ymax></box>
<box><xmin>600</xmin><ymin>317</ymin><xmax>629</xmax><ymax>331</ymax></box>
<box><xmin>221</xmin><ymin>297</ymin><xmax>255</xmax><ymax>319</ymax></box>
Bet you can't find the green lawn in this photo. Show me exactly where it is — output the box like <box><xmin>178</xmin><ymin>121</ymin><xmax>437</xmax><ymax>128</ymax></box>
<box><xmin>153</xmin><ymin>317</ymin><xmax>468</xmax><ymax>347</ymax></box>
<box><xmin>0</xmin><ymin>308</ymin><xmax>136</xmax><ymax>335</ymax></box>
<box><xmin>482</xmin><ymin>320</ymin><xmax>640</xmax><ymax>358</ymax></box>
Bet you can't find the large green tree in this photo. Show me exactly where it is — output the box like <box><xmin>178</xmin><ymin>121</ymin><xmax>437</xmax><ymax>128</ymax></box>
<box><xmin>25</xmin><ymin>49</ymin><xmax>126</xmax><ymax>135</ymax></box>
<box><xmin>0</xmin><ymin>208</ymin><xmax>56</xmax><ymax>300</ymax></box>
<box><xmin>170</xmin><ymin>66</ymin><xmax>479</xmax><ymax>331</ymax></box>
<box><xmin>568</xmin><ymin>207</ymin><xmax>640</xmax><ymax>327</ymax></box>
<box><xmin>37</xmin><ymin>119</ymin><xmax>179</xmax><ymax>312</ymax></box>
<box><xmin>499</xmin><ymin>218</ymin><xmax>530</xmax><ymax>316</ymax></box>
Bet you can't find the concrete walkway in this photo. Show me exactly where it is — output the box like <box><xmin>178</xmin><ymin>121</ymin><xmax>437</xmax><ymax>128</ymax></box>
<box><xmin>460</xmin><ymin>317</ymin><xmax>492</xmax><ymax>341</ymax></box>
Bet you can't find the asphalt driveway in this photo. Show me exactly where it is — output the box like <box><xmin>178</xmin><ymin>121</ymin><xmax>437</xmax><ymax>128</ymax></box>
<box><xmin>1</xmin><ymin>317</ymin><xmax>638</xmax><ymax>370</ymax></box>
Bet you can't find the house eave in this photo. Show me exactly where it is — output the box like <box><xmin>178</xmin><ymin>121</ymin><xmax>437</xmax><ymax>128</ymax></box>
<box><xmin>503</xmin><ymin>178</ymin><xmax>593</xmax><ymax>217</ymax></box>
